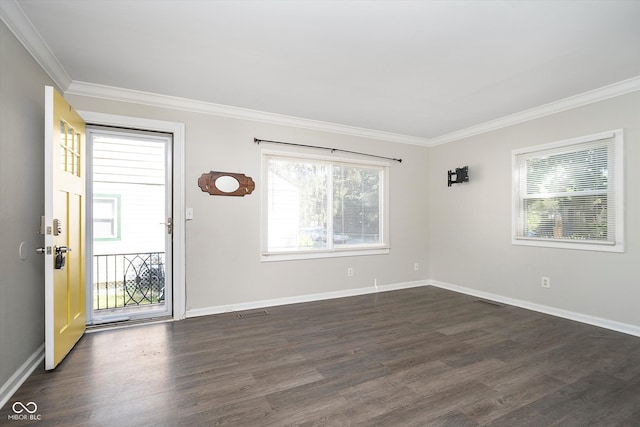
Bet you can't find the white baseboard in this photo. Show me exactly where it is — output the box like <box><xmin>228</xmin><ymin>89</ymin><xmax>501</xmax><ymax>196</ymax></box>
<box><xmin>186</xmin><ymin>280</ymin><xmax>428</xmax><ymax>318</ymax></box>
<box><xmin>187</xmin><ymin>278</ymin><xmax>640</xmax><ymax>338</ymax></box>
<box><xmin>0</xmin><ymin>343</ymin><xmax>44</xmax><ymax>411</ymax></box>
<box><xmin>429</xmin><ymin>280</ymin><xmax>640</xmax><ymax>338</ymax></box>
<box><xmin>3</xmin><ymin>278</ymin><xmax>638</xmax><ymax>411</ymax></box>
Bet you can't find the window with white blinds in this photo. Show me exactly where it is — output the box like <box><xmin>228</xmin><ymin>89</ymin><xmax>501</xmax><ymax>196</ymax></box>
<box><xmin>512</xmin><ymin>130</ymin><xmax>624</xmax><ymax>252</ymax></box>
<box><xmin>262</xmin><ymin>151</ymin><xmax>390</xmax><ymax>261</ymax></box>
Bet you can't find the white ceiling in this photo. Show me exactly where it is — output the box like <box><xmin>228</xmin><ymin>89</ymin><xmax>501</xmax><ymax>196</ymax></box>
<box><xmin>4</xmin><ymin>0</ymin><xmax>640</xmax><ymax>143</ymax></box>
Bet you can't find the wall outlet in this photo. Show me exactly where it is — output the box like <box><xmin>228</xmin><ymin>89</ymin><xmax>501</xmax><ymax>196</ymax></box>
<box><xmin>541</xmin><ymin>276</ymin><xmax>551</xmax><ymax>288</ymax></box>
<box><xmin>414</xmin><ymin>262</ymin><xmax>419</xmax><ymax>271</ymax></box>
<box><xmin>347</xmin><ymin>267</ymin><xmax>354</xmax><ymax>277</ymax></box>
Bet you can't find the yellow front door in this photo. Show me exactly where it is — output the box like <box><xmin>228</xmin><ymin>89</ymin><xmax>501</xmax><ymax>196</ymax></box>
<box><xmin>44</xmin><ymin>86</ymin><xmax>86</xmax><ymax>370</ymax></box>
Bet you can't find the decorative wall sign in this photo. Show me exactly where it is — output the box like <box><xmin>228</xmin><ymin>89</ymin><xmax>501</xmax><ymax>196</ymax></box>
<box><xmin>198</xmin><ymin>171</ymin><xmax>255</xmax><ymax>196</ymax></box>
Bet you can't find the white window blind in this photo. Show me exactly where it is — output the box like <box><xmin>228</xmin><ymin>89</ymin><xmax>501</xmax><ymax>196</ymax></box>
<box><xmin>263</xmin><ymin>152</ymin><xmax>389</xmax><ymax>260</ymax></box>
<box><xmin>513</xmin><ymin>130</ymin><xmax>624</xmax><ymax>252</ymax></box>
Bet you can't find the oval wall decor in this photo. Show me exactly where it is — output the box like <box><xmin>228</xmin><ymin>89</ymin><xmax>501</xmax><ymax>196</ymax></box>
<box><xmin>198</xmin><ymin>171</ymin><xmax>255</xmax><ymax>196</ymax></box>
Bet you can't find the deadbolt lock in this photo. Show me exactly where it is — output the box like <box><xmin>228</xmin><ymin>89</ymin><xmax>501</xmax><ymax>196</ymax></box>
<box><xmin>53</xmin><ymin>219</ymin><xmax>62</xmax><ymax>236</ymax></box>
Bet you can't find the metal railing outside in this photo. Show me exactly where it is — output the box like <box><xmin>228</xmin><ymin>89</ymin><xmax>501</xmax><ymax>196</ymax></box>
<box><xmin>93</xmin><ymin>252</ymin><xmax>165</xmax><ymax>310</ymax></box>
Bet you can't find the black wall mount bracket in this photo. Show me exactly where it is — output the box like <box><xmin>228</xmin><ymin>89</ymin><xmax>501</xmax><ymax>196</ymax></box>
<box><xmin>448</xmin><ymin>166</ymin><xmax>469</xmax><ymax>187</ymax></box>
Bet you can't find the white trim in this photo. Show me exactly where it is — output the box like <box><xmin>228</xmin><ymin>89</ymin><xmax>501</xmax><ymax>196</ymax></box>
<box><xmin>186</xmin><ymin>280</ymin><xmax>428</xmax><ymax>318</ymax></box>
<box><xmin>429</xmin><ymin>280</ymin><xmax>640</xmax><ymax>338</ymax></box>
<box><xmin>0</xmin><ymin>0</ymin><xmax>71</xmax><ymax>90</ymax></box>
<box><xmin>261</xmin><ymin>248</ymin><xmax>390</xmax><ymax>262</ymax></box>
<box><xmin>0</xmin><ymin>344</ymin><xmax>44</xmax><ymax>410</ymax></box>
<box><xmin>65</xmin><ymin>76</ymin><xmax>640</xmax><ymax>148</ymax></box>
<box><xmin>511</xmin><ymin>129</ymin><xmax>624</xmax><ymax>253</ymax></box>
<box><xmin>512</xmin><ymin>130</ymin><xmax>617</xmax><ymax>157</ymax></box>
<box><xmin>67</xmin><ymin>81</ymin><xmax>428</xmax><ymax>146</ymax></box>
<box><xmin>3</xmin><ymin>0</ymin><xmax>638</xmax><ymax>147</ymax></box>
<box><xmin>78</xmin><ymin>111</ymin><xmax>187</xmax><ymax>320</ymax></box>
<box><xmin>261</xmin><ymin>150</ymin><xmax>390</xmax><ymax>258</ymax></box>
<box><xmin>43</xmin><ymin>86</ymin><xmax>54</xmax><ymax>369</ymax></box>
<box><xmin>428</xmin><ymin>76</ymin><xmax>640</xmax><ymax>146</ymax></box>
<box><xmin>190</xmin><ymin>278</ymin><xmax>640</xmax><ymax>338</ymax></box>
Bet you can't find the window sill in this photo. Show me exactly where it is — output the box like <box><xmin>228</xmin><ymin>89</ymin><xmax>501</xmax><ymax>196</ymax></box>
<box><xmin>261</xmin><ymin>247</ymin><xmax>390</xmax><ymax>262</ymax></box>
<box><xmin>512</xmin><ymin>237</ymin><xmax>623</xmax><ymax>253</ymax></box>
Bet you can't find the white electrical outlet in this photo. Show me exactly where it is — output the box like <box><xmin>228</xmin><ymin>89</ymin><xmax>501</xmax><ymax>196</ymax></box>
<box><xmin>414</xmin><ymin>262</ymin><xmax>419</xmax><ymax>271</ymax></box>
<box><xmin>347</xmin><ymin>267</ymin><xmax>353</xmax><ymax>277</ymax></box>
<box><xmin>541</xmin><ymin>276</ymin><xmax>551</xmax><ymax>288</ymax></box>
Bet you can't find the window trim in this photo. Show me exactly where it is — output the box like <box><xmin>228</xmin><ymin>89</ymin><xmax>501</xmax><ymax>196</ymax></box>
<box><xmin>93</xmin><ymin>193</ymin><xmax>122</xmax><ymax>241</ymax></box>
<box><xmin>261</xmin><ymin>149</ymin><xmax>390</xmax><ymax>262</ymax></box>
<box><xmin>511</xmin><ymin>129</ymin><xmax>624</xmax><ymax>253</ymax></box>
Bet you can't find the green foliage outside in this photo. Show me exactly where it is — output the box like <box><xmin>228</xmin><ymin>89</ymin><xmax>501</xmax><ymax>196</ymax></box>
<box><xmin>524</xmin><ymin>146</ymin><xmax>609</xmax><ymax>240</ymax></box>
<box><xmin>269</xmin><ymin>158</ymin><xmax>381</xmax><ymax>246</ymax></box>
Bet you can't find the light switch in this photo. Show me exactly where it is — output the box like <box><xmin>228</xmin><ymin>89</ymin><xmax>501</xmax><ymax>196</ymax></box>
<box><xmin>186</xmin><ymin>208</ymin><xmax>194</xmax><ymax>220</ymax></box>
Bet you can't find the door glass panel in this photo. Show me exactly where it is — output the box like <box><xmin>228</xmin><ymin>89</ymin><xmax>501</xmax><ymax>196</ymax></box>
<box><xmin>75</xmin><ymin>132</ymin><xmax>81</xmax><ymax>176</ymax></box>
<box><xmin>89</xmin><ymin>129</ymin><xmax>172</xmax><ymax>321</ymax></box>
<box><xmin>67</xmin><ymin>126</ymin><xmax>74</xmax><ymax>174</ymax></box>
<box><xmin>59</xmin><ymin>121</ymin><xmax>66</xmax><ymax>171</ymax></box>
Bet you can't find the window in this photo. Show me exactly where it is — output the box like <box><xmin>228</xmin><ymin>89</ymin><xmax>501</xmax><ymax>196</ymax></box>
<box><xmin>93</xmin><ymin>194</ymin><xmax>121</xmax><ymax>240</ymax></box>
<box><xmin>263</xmin><ymin>152</ymin><xmax>389</xmax><ymax>260</ymax></box>
<box><xmin>512</xmin><ymin>129</ymin><xmax>623</xmax><ymax>252</ymax></box>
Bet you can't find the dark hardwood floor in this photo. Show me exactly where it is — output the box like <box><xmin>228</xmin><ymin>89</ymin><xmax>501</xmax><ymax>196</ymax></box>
<box><xmin>3</xmin><ymin>287</ymin><xmax>640</xmax><ymax>426</ymax></box>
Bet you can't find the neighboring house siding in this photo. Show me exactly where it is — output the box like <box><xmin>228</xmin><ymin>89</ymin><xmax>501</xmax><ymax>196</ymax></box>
<box><xmin>92</xmin><ymin>137</ymin><xmax>166</xmax><ymax>256</ymax></box>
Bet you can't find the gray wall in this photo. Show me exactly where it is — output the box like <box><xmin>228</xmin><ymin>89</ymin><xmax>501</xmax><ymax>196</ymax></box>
<box><xmin>0</xmin><ymin>21</ymin><xmax>56</xmax><ymax>393</ymax></box>
<box><xmin>428</xmin><ymin>91</ymin><xmax>640</xmax><ymax>327</ymax></box>
<box><xmin>64</xmin><ymin>94</ymin><xmax>431</xmax><ymax>312</ymax></box>
<box><xmin>3</xmin><ymin>9</ymin><xmax>640</xmax><ymax>407</ymax></box>
<box><xmin>1</xmin><ymin>16</ymin><xmax>429</xmax><ymax>397</ymax></box>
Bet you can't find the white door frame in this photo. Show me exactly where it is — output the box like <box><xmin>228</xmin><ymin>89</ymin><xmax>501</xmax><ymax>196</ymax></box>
<box><xmin>78</xmin><ymin>111</ymin><xmax>186</xmax><ymax>321</ymax></box>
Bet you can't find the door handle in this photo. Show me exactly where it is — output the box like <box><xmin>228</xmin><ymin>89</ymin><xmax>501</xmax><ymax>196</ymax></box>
<box><xmin>54</xmin><ymin>246</ymin><xmax>71</xmax><ymax>270</ymax></box>
<box><xmin>36</xmin><ymin>246</ymin><xmax>71</xmax><ymax>254</ymax></box>
<box><xmin>160</xmin><ymin>218</ymin><xmax>173</xmax><ymax>235</ymax></box>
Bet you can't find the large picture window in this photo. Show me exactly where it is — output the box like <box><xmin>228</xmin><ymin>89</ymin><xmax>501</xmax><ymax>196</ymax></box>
<box><xmin>263</xmin><ymin>152</ymin><xmax>389</xmax><ymax>260</ymax></box>
<box><xmin>512</xmin><ymin>130</ymin><xmax>624</xmax><ymax>252</ymax></box>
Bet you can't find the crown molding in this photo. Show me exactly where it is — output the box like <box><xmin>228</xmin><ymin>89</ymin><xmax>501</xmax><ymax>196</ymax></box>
<box><xmin>65</xmin><ymin>81</ymin><xmax>430</xmax><ymax>146</ymax></box>
<box><xmin>66</xmin><ymin>75</ymin><xmax>640</xmax><ymax>148</ymax></box>
<box><xmin>3</xmin><ymin>0</ymin><xmax>638</xmax><ymax>147</ymax></box>
<box><xmin>0</xmin><ymin>0</ymin><xmax>71</xmax><ymax>90</ymax></box>
<box><xmin>428</xmin><ymin>75</ymin><xmax>640</xmax><ymax>146</ymax></box>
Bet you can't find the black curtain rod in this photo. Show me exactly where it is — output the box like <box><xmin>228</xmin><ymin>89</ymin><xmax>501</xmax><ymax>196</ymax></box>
<box><xmin>254</xmin><ymin>138</ymin><xmax>402</xmax><ymax>163</ymax></box>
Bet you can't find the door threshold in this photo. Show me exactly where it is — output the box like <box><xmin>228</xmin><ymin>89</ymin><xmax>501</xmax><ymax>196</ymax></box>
<box><xmin>89</xmin><ymin>316</ymin><xmax>131</xmax><ymax>325</ymax></box>
<box><xmin>85</xmin><ymin>315</ymin><xmax>174</xmax><ymax>333</ymax></box>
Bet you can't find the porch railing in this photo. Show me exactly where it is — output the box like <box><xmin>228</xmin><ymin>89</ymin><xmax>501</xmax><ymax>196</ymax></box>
<box><xmin>93</xmin><ymin>252</ymin><xmax>165</xmax><ymax>310</ymax></box>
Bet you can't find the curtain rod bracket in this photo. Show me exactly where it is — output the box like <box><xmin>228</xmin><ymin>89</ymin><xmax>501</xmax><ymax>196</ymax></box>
<box><xmin>253</xmin><ymin>138</ymin><xmax>402</xmax><ymax>163</ymax></box>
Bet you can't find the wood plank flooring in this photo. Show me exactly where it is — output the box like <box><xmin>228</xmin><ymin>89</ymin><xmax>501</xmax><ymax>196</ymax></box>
<box><xmin>3</xmin><ymin>287</ymin><xmax>640</xmax><ymax>426</ymax></box>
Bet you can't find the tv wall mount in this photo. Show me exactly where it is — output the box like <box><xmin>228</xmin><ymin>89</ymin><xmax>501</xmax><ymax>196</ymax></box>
<box><xmin>448</xmin><ymin>166</ymin><xmax>469</xmax><ymax>187</ymax></box>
